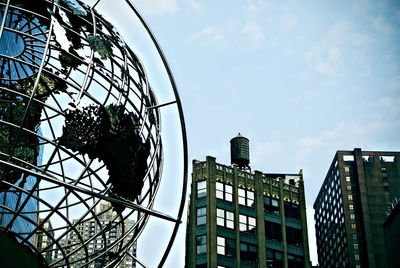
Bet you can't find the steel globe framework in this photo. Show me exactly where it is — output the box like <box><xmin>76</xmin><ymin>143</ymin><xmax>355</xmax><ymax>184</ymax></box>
<box><xmin>0</xmin><ymin>0</ymin><xmax>187</xmax><ymax>267</ymax></box>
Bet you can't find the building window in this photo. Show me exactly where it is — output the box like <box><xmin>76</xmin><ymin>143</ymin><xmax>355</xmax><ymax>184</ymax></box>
<box><xmin>384</xmin><ymin>186</ymin><xmax>389</xmax><ymax>192</ymax></box>
<box><xmin>348</xmin><ymin>195</ymin><xmax>353</xmax><ymax>201</ymax></box>
<box><xmin>216</xmin><ymin>208</ymin><xmax>234</xmax><ymax>229</ymax></box>
<box><xmin>346</xmin><ymin>185</ymin><xmax>351</xmax><ymax>191</ymax></box>
<box><xmin>284</xmin><ymin>202</ymin><xmax>300</xmax><ymax>219</ymax></box>
<box><xmin>362</xmin><ymin>155</ymin><xmax>373</xmax><ymax>162</ymax></box>
<box><xmin>346</xmin><ymin>176</ymin><xmax>351</xmax><ymax>182</ymax></box>
<box><xmin>240</xmin><ymin>242</ymin><xmax>257</xmax><ymax>261</ymax></box>
<box><xmin>197</xmin><ymin>207</ymin><xmax>206</xmax><ymax>225</ymax></box>
<box><xmin>355</xmin><ymin>254</ymin><xmax>360</xmax><ymax>261</ymax></box>
<box><xmin>352</xmin><ymin>234</ymin><xmax>357</xmax><ymax>240</ymax></box>
<box><xmin>217</xmin><ymin>236</ymin><xmax>235</xmax><ymax>257</ymax></box>
<box><xmin>239</xmin><ymin>214</ymin><xmax>256</xmax><ymax>234</ymax></box>
<box><xmin>197</xmin><ymin>181</ymin><xmax>206</xmax><ymax>198</ymax></box>
<box><xmin>238</xmin><ymin>188</ymin><xmax>255</xmax><ymax>207</ymax></box>
<box><xmin>217</xmin><ymin>237</ymin><xmax>225</xmax><ymax>255</ymax></box>
<box><xmin>238</xmin><ymin>188</ymin><xmax>246</xmax><ymax>205</ymax></box>
<box><xmin>349</xmin><ymin>204</ymin><xmax>354</xmax><ymax>210</ymax></box>
<box><xmin>381</xmin><ymin>167</ymin><xmax>387</xmax><ymax>173</ymax></box>
<box><xmin>351</xmin><ymin>224</ymin><xmax>356</xmax><ymax>230</ymax></box>
<box><xmin>216</xmin><ymin>182</ymin><xmax>233</xmax><ymax>202</ymax></box>
<box><xmin>196</xmin><ymin>235</ymin><xmax>206</xmax><ymax>254</ymax></box>
<box><xmin>343</xmin><ymin>155</ymin><xmax>354</xmax><ymax>161</ymax></box>
<box><xmin>266</xmin><ymin>249</ymin><xmax>283</xmax><ymax>267</ymax></box>
<box><xmin>288</xmin><ymin>254</ymin><xmax>304</xmax><ymax>268</ymax></box>
<box><xmin>353</xmin><ymin>243</ymin><xmax>359</xmax><ymax>250</ymax></box>
<box><xmin>344</xmin><ymin>166</ymin><xmax>350</xmax><ymax>173</ymax></box>
<box><xmin>350</xmin><ymin>213</ymin><xmax>355</xmax><ymax>220</ymax></box>
<box><xmin>264</xmin><ymin>197</ymin><xmax>280</xmax><ymax>214</ymax></box>
<box><xmin>286</xmin><ymin>226</ymin><xmax>302</xmax><ymax>246</ymax></box>
<box><xmin>265</xmin><ymin>221</ymin><xmax>282</xmax><ymax>241</ymax></box>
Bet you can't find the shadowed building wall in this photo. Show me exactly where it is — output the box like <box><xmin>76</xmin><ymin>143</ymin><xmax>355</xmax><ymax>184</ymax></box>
<box><xmin>314</xmin><ymin>149</ymin><xmax>400</xmax><ymax>268</ymax></box>
<box><xmin>384</xmin><ymin>200</ymin><xmax>400</xmax><ymax>268</ymax></box>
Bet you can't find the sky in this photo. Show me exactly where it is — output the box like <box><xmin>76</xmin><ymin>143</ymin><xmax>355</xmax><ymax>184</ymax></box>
<box><xmin>92</xmin><ymin>0</ymin><xmax>400</xmax><ymax>266</ymax></box>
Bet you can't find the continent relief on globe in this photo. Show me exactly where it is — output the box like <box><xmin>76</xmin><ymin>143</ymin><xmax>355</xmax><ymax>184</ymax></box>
<box><xmin>0</xmin><ymin>75</ymin><xmax>67</xmax><ymax>191</ymax></box>
<box><xmin>59</xmin><ymin>102</ymin><xmax>150</xmax><ymax>207</ymax></box>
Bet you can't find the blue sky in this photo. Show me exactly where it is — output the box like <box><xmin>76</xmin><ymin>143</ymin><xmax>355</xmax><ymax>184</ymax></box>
<box><xmin>95</xmin><ymin>0</ymin><xmax>400</xmax><ymax>266</ymax></box>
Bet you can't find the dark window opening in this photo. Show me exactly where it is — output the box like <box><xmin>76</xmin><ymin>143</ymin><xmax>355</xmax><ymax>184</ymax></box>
<box><xmin>265</xmin><ymin>221</ymin><xmax>281</xmax><ymax>241</ymax></box>
<box><xmin>240</xmin><ymin>242</ymin><xmax>257</xmax><ymax>262</ymax></box>
<box><xmin>286</xmin><ymin>227</ymin><xmax>302</xmax><ymax>246</ymax></box>
<box><xmin>266</xmin><ymin>249</ymin><xmax>283</xmax><ymax>268</ymax></box>
<box><xmin>288</xmin><ymin>254</ymin><xmax>304</xmax><ymax>268</ymax></box>
<box><xmin>226</xmin><ymin>238</ymin><xmax>235</xmax><ymax>257</ymax></box>
<box><xmin>384</xmin><ymin>186</ymin><xmax>389</xmax><ymax>192</ymax></box>
<box><xmin>284</xmin><ymin>202</ymin><xmax>300</xmax><ymax>219</ymax></box>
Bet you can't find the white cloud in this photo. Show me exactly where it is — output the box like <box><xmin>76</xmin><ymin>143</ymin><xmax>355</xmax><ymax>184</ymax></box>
<box><xmin>306</xmin><ymin>22</ymin><xmax>347</xmax><ymax>76</ymax></box>
<box><xmin>251</xmin><ymin>140</ymin><xmax>287</xmax><ymax>172</ymax></box>
<box><xmin>191</xmin><ymin>26</ymin><xmax>224</xmax><ymax>43</ymax></box>
<box><xmin>242</xmin><ymin>20</ymin><xmax>265</xmax><ymax>41</ymax></box>
<box><xmin>374</xmin><ymin>97</ymin><xmax>400</xmax><ymax>117</ymax></box>
<box><xmin>396</xmin><ymin>10</ymin><xmax>400</xmax><ymax>23</ymax></box>
<box><xmin>295</xmin><ymin>121</ymin><xmax>389</xmax><ymax>160</ymax></box>
<box><xmin>280</xmin><ymin>11</ymin><xmax>298</xmax><ymax>31</ymax></box>
<box><xmin>246</xmin><ymin>0</ymin><xmax>266</xmax><ymax>14</ymax></box>
<box><xmin>307</xmin><ymin>46</ymin><xmax>341</xmax><ymax>76</ymax></box>
<box><xmin>373</xmin><ymin>16</ymin><xmax>395</xmax><ymax>35</ymax></box>
<box><xmin>185</xmin><ymin>0</ymin><xmax>204</xmax><ymax>12</ymax></box>
<box><xmin>387</xmin><ymin>76</ymin><xmax>400</xmax><ymax>92</ymax></box>
<box><xmin>306</xmin><ymin>21</ymin><xmax>371</xmax><ymax>76</ymax></box>
<box><xmin>134</xmin><ymin>0</ymin><xmax>178</xmax><ymax>16</ymax></box>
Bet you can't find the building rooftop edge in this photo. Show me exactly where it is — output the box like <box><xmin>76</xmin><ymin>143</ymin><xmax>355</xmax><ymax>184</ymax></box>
<box><xmin>193</xmin><ymin>158</ymin><xmax>303</xmax><ymax>188</ymax></box>
<box><xmin>313</xmin><ymin>149</ymin><xmax>400</xmax><ymax>208</ymax></box>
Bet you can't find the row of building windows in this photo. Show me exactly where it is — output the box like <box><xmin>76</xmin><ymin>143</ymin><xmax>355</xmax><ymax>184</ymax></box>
<box><xmin>198</xmin><ymin>181</ymin><xmax>300</xmax><ymax>219</ymax></box>
<box><xmin>198</xmin><ymin>234</ymin><xmax>304</xmax><ymax>267</ymax></box>
<box><xmin>199</xmin><ymin>209</ymin><xmax>302</xmax><ymax>249</ymax></box>
<box><xmin>346</xmin><ymin>154</ymin><xmax>395</xmax><ymax>163</ymax></box>
<box><xmin>314</xmin><ymin>165</ymin><xmax>350</xmax><ymax>267</ymax></box>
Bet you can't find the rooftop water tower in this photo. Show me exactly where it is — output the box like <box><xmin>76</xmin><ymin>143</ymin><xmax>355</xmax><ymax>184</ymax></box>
<box><xmin>230</xmin><ymin>133</ymin><xmax>250</xmax><ymax>169</ymax></box>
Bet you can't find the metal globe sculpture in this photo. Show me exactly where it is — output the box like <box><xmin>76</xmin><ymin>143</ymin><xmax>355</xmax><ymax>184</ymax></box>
<box><xmin>0</xmin><ymin>0</ymin><xmax>187</xmax><ymax>267</ymax></box>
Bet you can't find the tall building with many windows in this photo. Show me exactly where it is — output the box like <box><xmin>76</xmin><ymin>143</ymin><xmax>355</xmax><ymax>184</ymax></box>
<box><xmin>313</xmin><ymin>149</ymin><xmax>400</xmax><ymax>268</ymax></box>
<box><xmin>185</xmin><ymin>135</ymin><xmax>311</xmax><ymax>268</ymax></box>
<box><xmin>53</xmin><ymin>203</ymin><xmax>137</xmax><ymax>268</ymax></box>
<box><xmin>34</xmin><ymin>218</ymin><xmax>55</xmax><ymax>263</ymax></box>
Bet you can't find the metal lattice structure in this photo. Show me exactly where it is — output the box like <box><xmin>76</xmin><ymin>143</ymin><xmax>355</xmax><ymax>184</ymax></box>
<box><xmin>0</xmin><ymin>0</ymin><xmax>187</xmax><ymax>267</ymax></box>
